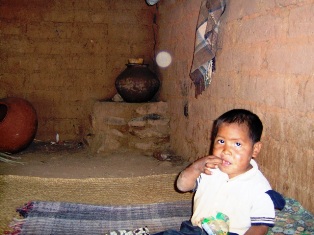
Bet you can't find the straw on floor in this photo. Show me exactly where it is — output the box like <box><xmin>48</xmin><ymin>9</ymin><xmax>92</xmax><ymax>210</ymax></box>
<box><xmin>2</xmin><ymin>175</ymin><xmax>313</xmax><ymax>235</ymax></box>
<box><xmin>0</xmin><ymin>174</ymin><xmax>193</xmax><ymax>234</ymax></box>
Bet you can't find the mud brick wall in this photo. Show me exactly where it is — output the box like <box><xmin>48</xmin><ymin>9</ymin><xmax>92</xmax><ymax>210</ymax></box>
<box><xmin>87</xmin><ymin>101</ymin><xmax>170</xmax><ymax>155</ymax></box>
<box><xmin>0</xmin><ymin>0</ymin><xmax>156</xmax><ymax>141</ymax></box>
<box><xmin>1</xmin><ymin>0</ymin><xmax>313</xmax><ymax>213</ymax></box>
<box><xmin>156</xmin><ymin>0</ymin><xmax>314</xmax><ymax>212</ymax></box>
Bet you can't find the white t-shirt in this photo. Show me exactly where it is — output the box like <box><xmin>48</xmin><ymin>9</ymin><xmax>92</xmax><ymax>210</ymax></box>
<box><xmin>191</xmin><ymin>159</ymin><xmax>275</xmax><ymax>235</ymax></box>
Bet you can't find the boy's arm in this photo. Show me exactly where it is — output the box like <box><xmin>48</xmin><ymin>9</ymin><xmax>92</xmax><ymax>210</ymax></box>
<box><xmin>244</xmin><ymin>225</ymin><xmax>269</xmax><ymax>235</ymax></box>
<box><xmin>176</xmin><ymin>155</ymin><xmax>222</xmax><ymax>192</ymax></box>
<box><xmin>176</xmin><ymin>163</ymin><xmax>202</xmax><ymax>192</ymax></box>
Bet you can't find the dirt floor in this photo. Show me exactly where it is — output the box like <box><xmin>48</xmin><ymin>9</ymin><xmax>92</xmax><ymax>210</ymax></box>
<box><xmin>0</xmin><ymin>141</ymin><xmax>189</xmax><ymax>179</ymax></box>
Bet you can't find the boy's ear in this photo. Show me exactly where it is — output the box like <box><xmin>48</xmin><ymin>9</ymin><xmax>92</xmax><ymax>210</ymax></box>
<box><xmin>252</xmin><ymin>141</ymin><xmax>262</xmax><ymax>158</ymax></box>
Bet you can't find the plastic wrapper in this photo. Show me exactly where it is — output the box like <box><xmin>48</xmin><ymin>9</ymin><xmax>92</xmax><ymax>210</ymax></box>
<box><xmin>201</xmin><ymin>212</ymin><xmax>229</xmax><ymax>235</ymax></box>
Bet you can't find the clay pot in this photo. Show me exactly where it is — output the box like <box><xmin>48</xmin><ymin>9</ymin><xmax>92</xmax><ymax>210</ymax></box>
<box><xmin>115</xmin><ymin>63</ymin><xmax>160</xmax><ymax>103</ymax></box>
<box><xmin>0</xmin><ymin>97</ymin><xmax>38</xmax><ymax>153</ymax></box>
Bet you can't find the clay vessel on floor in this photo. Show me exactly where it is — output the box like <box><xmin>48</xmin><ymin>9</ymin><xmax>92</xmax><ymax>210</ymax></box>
<box><xmin>0</xmin><ymin>97</ymin><xmax>38</xmax><ymax>153</ymax></box>
<box><xmin>115</xmin><ymin>63</ymin><xmax>160</xmax><ymax>103</ymax></box>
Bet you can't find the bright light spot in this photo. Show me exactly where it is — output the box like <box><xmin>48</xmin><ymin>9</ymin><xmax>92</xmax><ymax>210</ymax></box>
<box><xmin>156</xmin><ymin>51</ymin><xmax>172</xmax><ymax>68</ymax></box>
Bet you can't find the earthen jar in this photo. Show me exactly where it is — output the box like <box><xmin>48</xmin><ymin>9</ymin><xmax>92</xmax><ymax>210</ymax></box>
<box><xmin>115</xmin><ymin>63</ymin><xmax>160</xmax><ymax>103</ymax></box>
<box><xmin>0</xmin><ymin>97</ymin><xmax>38</xmax><ymax>153</ymax></box>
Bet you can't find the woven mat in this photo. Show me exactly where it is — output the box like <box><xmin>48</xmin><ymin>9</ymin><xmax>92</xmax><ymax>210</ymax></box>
<box><xmin>9</xmin><ymin>200</ymin><xmax>192</xmax><ymax>235</ymax></box>
<box><xmin>0</xmin><ymin>174</ymin><xmax>193</xmax><ymax>233</ymax></box>
<box><xmin>2</xmin><ymin>175</ymin><xmax>314</xmax><ymax>235</ymax></box>
<box><xmin>5</xmin><ymin>197</ymin><xmax>314</xmax><ymax>235</ymax></box>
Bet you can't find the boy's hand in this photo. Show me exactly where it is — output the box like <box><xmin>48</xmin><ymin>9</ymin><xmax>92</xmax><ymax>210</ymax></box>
<box><xmin>199</xmin><ymin>155</ymin><xmax>223</xmax><ymax>175</ymax></box>
<box><xmin>176</xmin><ymin>155</ymin><xmax>222</xmax><ymax>192</ymax></box>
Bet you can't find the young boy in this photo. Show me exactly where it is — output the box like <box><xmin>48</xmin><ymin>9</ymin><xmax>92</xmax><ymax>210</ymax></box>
<box><xmin>171</xmin><ymin>109</ymin><xmax>282</xmax><ymax>235</ymax></box>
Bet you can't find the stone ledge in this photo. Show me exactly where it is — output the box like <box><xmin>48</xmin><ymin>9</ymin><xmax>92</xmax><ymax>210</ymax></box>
<box><xmin>86</xmin><ymin>101</ymin><xmax>170</xmax><ymax>154</ymax></box>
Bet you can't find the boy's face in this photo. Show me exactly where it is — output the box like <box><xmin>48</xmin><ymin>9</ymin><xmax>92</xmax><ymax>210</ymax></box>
<box><xmin>213</xmin><ymin>122</ymin><xmax>262</xmax><ymax>179</ymax></box>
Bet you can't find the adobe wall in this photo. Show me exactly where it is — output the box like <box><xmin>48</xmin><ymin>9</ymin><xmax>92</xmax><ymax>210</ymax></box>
<box><xmin>0</xmin><ymin>0</ymin><xmax>313</xmax><ymax>213</ymax></box>
<box><xmin>156</xmin><ymin>0</ymin><xmax>313</xmax><ymax>212</ymax></box>
<box><xmin>0</xmin><ymin>0</ymin><xmax>156</xmax><ymax>141</ymax></box>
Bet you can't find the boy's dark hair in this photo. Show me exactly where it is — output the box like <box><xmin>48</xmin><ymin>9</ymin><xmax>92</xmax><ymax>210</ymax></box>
<box><xmin>211</xmin><ymin>109</ymin><xmax>263</xmax><ymax>144</ymax></box>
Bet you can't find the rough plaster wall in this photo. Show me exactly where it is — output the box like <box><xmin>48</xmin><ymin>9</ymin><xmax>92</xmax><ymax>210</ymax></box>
<box><xmin>0</xmin><ymin>0</ymin><xmax>156</xmax><ymax>141</ymax></box>
<box><xmin>155</xmin><ymin>0</ymin><xmax>205</xmax><ymax>161</ymax></box>
<box><xmin>156</xmin><ymin>0</ymin><xmax>314</xmax><ymax>212</ymax></box>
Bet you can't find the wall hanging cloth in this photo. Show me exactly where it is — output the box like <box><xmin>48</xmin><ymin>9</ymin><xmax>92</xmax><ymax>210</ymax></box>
<box><xmin>190</xmin><ymin>0</ymin><xmax>226</xmax><ymax>97</ymax></box>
